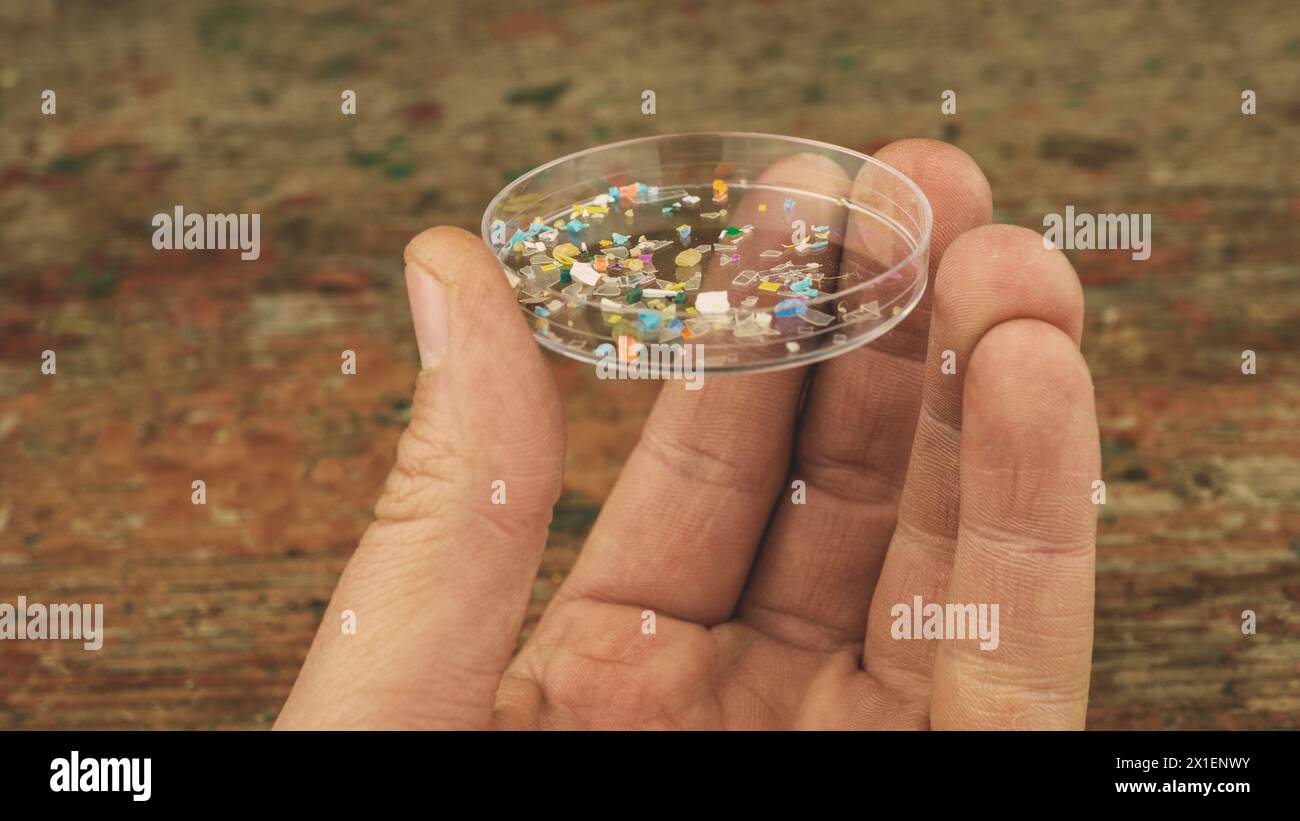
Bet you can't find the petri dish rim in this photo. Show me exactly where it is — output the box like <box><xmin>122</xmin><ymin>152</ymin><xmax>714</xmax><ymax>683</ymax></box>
<box><xmin>480</xmin><ymin>131</ymin><xmax>934</xmax><ymax>373</ymax></box>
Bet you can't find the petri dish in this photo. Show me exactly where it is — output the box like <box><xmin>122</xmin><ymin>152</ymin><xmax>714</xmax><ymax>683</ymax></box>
<box><xmin>481</xmin><ymin>132</ymin><xmax>931</xmax><ymax>374</ymax></box>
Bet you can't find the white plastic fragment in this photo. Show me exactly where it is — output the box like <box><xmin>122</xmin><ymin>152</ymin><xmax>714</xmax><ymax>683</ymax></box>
<box><xmin>696</xmin><ymin>291</ymin><xmax>731</xmax><ymax>315</ymax></box>
<box><xmin>569</xmin><ymin>262</ymin><xmax>601</xmax><ymax>286</ymax></box>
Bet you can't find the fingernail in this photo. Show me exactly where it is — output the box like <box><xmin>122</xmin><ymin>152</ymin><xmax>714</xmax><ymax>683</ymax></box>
<box><xmin>405</xmin><ymin>261</ymin><xmax>448</xmax><ymax>369</ymax></box>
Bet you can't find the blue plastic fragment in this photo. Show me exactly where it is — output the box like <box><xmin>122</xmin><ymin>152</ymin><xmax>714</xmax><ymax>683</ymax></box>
<box><xmin>775</xmin><ymin>298</ymin><xmax>809</xmax><ymax>318</ymax></box>
<box><xmin>791</xmin><ymin>277</ymin><xmax>812</xmax><ymax>292</ymax></box>
<box><xmin>639</xmin><ymin>312</ymin><xmax>662</xmax><ymax>329</ymax></box>
<box><xmin>534</xmin><ymin>306</ymin><xmax>550</xmax><ymax>317</ymax></box>
<box><xmin>612</xmin><ymin>232</ymin><xmax>630</xmax><ymax>245</ymax></box>
<box><xmin>594</xmin><ymin>342</ymin><xmax>615</xmax><ymax>357</ymax></box>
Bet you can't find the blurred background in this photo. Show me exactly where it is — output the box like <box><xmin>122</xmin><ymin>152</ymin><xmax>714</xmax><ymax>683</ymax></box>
<box><xmin>0</xmin><ymin>0</ymin><xmax>1297</xmax><ymax>728</ymax></box>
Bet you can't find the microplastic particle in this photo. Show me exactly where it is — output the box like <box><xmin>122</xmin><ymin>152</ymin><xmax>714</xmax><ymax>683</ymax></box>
<box><xmin>775</xmin><ymin>298</ymin><xmax>808</xmax><ymax>318</ymax></box>
<box><xmin>802</xmin><ymin>308</ymin><xmax>835</xmax><ymax>327</ymax></box>
<box><xmin>696</xmin><ymin>291</ymin><xmax>730</xmax><ymax>314</ymax></box>
<box><xmin>569</xmin><ymin>262</ymin><xmax>600</xmax><ymax>286</ymax></box>
<box><xmin>674</xmin><ymin>248</ymin><xmax>702</xmax><ymax>267</ymax></box>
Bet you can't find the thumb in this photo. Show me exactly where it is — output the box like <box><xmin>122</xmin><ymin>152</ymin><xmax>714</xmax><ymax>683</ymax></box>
<box><xmin>277</xmin><ymin>226</ymin><xmax>565</xmax><ymax>729</ymax></box>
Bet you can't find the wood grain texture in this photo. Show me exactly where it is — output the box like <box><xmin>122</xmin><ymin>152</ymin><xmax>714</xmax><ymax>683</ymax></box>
<box><xmin>0</xmin><ymin>0</ymin><xmax>1297</xmax><ymax>729</ymax></box>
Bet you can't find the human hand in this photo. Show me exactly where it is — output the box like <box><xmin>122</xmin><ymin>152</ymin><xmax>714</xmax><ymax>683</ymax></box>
<box><xmin>276</xmin><ymin>138</ymin><xmax>1098</xmax><ymax>730</ymax></box>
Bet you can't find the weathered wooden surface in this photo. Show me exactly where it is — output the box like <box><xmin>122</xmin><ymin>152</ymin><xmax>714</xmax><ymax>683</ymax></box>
<box><xmin>0</xmin><ymin>1</ymin><xmax>1297</xmax><ymax>729</ymax></box>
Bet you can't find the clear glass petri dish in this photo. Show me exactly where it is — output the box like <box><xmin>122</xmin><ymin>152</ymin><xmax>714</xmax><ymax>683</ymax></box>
<box><xmin>481</xmin><ymin>132</ymin><xmax>931</xmax><ymax>374</ymax></box>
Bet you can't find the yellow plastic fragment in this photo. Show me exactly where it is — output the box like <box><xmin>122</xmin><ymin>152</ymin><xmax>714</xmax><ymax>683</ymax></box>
<box><xmin>674</xmin><ymin>248</ymin><xmax>702</xmax><ymax>267</ymax></box>
<box><xmin>758</xmin><ymin>281</ymin><xmax>781</xmax><ymax>292</ymax></box>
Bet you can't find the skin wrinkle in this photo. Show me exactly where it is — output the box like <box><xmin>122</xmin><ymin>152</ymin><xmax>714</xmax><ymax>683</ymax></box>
<box><xmin>635</xmin><ymin>417</ymin><xmax>781</xmax><ymax>497</ymax></box>
<box><xmin>740</xmin><ymin>598</ymin><xmax>865</xmax><ymax>652</ymax></box>
<box><xmin>793</xmin><ymin>445</ymin><xmax>908</xmax><ymax>508</ymax></box>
